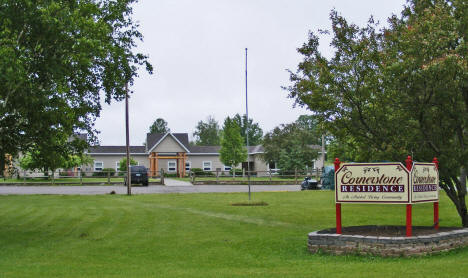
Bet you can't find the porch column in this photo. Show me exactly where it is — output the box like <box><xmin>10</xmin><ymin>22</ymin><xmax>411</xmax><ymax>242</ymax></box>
<box><xmin>149</xmin><ymin>153</ymin><xmax>154</xmax><ymax>176</ymax></box>
<box><xmin>182</xmin><ymin>153</ymin><xmax>187</xmax><ymax>177</ymax></box>
<box><xmin>155</xmin><ymin>153</ymin><xmax>159</xmax><ymax>176</ymax></box>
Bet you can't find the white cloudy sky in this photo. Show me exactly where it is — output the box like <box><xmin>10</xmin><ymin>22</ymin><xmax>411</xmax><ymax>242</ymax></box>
<box><xmin>94</xmin><ymin>0</ymin><xmax>406</xmax><ymax>146</ymax></box>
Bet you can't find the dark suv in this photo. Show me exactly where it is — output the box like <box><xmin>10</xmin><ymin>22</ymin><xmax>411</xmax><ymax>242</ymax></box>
<box><xmin>125</xmin><ymin>165</ymin><xmax>149</xmax><ymax>186</ymax></box>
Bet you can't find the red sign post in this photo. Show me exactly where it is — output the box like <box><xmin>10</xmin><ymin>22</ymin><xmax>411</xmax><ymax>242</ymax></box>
<box><xmin>334</xmin><ymin>158</ymin><xmax>342</xmax><ymax>234</ymax></box>
<box><xmin>405</xmin><ymin>156</ymin><xmax>413</xmax><ymax>237</ymax></box>
<box><xmin>433</xmin><ymin>157</ymin><xmax>439</xmax><ymax>230</ymax></box>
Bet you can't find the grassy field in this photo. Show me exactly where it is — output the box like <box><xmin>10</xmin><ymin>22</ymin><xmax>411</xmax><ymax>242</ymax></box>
<box><xmin>0</xmin><ymin>191</ymin><xmax>467</xmax><ymax>277</ymax></box>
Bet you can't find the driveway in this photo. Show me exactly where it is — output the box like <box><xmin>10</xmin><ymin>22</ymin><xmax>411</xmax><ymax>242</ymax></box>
<box><xmin>0</xmin><ymin>184</ymin><xmax>300</xmax><ymax>195</ymax></box>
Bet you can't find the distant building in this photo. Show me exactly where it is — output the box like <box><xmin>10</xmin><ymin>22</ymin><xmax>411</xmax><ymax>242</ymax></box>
<box><xmin>86</xmin><ymin>132</ymin><xmax>325</xmax><ymax>177</ymax></box>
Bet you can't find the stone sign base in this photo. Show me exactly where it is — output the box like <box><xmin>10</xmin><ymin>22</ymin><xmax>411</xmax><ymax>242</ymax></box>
<box><xmin>308</xmin><ymin>226</ymin><xmax>468</xmax><ymax>257</ymax></box>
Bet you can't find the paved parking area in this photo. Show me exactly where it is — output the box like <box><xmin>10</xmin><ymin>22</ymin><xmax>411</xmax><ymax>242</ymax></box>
<box><xmin>0</xmin><ymin>184</ymin><xmax>300</xmax><ymax>195</ymax></box>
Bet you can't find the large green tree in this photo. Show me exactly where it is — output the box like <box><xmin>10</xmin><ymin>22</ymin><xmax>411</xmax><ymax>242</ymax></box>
<box><xmin>219</xmin><ymin>117</ymin><xmax>247</xmax><ymax>169</ymax></box>
<box><xmin>118</xmin><ymin>157</ymin><xmax>138</xmax><ymax>172</ymax></box>
<box><xmin>262</xmin><ymin>116</ymin><xmax>320</xmax><ymax>171</ymax></box>
<box><xmin>232</xmin><ymin>114</ymin><xmax>264</xmax><ymax>146</ymax></box>
<box><xmin>193</xmin><ymin>116</ymin><xmax>221</xmax><ymax>146</ymax></box>
<box><xmin>286</xmin><ymin>0</ymin><xmax>468</xmax><ymax>226</ymax></box>
<box><xmin>19</xmin><ymin>148</ymin><xmax>93</xmax><ymax>174</ymax></box>
<box><xmin>0</xmin><ymin>0</ymin><xmax>152</xmax><ymax>173</ymax></box>
<box><xmin>149</xmin><ymin>118</ymin><xmax>170</xmax><ymax>134</ymax></box>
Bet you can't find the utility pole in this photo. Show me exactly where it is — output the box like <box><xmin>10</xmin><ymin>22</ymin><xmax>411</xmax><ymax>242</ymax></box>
<box><xmin>245</xmin><ymin>48</ymin><xmax>251</xmax><ymax>200</ymax></box>
<box><xmin>321</xmin><ymin>134</ymin><xmax>325</xmax><ymax>170</ymax></box>
<box><xmin>125</xmin><ymin>83</ymin><xmax>132</xmax><ymax>196</ymax></box>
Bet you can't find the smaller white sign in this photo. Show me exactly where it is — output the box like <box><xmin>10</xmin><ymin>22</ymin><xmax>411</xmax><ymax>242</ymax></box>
<box><xmin>411</xmin><ymin>162</ymin><xmax>439</xmax><ymax>203</ymax></box>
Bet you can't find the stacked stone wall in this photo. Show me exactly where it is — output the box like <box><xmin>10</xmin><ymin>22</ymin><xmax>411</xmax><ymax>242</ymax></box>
<box><xmin>308</xmin><ymin>227</ymin><xmax>468</xmax><ymax>257</ymax></box>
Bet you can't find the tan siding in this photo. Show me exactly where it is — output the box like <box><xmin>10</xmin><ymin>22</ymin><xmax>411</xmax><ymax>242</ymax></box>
<box><xmin>186</xmin><ymin>155</ymin><xmax>226</xmax><ymax>171</ymax></box>
<box><xmin>87</xmin><ymin>154</ymin><xmax>149</xmax><ymax>172</ymax></box>
<box><xmin>152</xmin><ymin>135</ymin><xmax>186</xmax><ymax>153</ymax></box>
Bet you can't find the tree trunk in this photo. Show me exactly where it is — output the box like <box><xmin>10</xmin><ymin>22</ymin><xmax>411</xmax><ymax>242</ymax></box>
<box><xmin>441</xmin><ymin>174</ymin><xmax>468</xmax><ymax>227</ymax></box>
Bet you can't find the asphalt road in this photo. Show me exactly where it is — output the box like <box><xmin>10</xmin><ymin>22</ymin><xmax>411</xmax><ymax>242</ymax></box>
<box><xmin>0</xmin><ymin>184</ymin><xmax>301</xmax><ymax>195</ymax></box>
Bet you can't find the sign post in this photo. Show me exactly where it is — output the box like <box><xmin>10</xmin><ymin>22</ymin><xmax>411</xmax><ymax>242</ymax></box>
<box><xmin>405</xmin><ymin>156</ymin><xmax>413</xmax><ymax>237</ymax></box>
<box><xmin>334</xmin><ymin>158</ymin><xmax>342</xmax><ymax>234</ymax></box>
<box><xmin>433</xmin><ymin>157</ymin><xmax>439</xmax><ymax>230</ymax></box>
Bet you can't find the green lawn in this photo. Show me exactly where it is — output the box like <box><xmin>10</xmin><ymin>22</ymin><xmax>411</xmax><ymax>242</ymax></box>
<box><xmin>0</xmin><ymin>191</ymin><xmax>467</xmax><ymax>277</ymax></box>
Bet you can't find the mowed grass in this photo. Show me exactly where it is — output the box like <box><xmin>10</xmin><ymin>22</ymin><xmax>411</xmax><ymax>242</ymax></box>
<box><xmin>0</xmin><ymin>191</ymin><xmax>467</xmax><ymax>278</ymax></box>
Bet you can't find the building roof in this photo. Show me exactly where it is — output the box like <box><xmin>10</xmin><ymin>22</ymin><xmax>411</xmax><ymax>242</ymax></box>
<box><xmin>189</xmin><ymin>145</ymin><xmax>221</xmax><ymax>153</ymax></box>
<box><xmin>248</xmin><ymin>145</ymin><xmax>264</xmax><ymax>153</ymax></box>
<box><xmin>146</xmin><ymin>133</ymin><xmax>190</xmax><ymax>152</ymax></box>
<box><xmin>87</xmin><ymin>146</ymin><xmax>147</xmax><ymax>154</ymax></box>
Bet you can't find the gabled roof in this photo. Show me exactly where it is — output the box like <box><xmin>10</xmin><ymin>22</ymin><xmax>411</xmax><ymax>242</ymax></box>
<box><xmin>146</xmin><ymin>133</ymin><xmax>190</xmax><ymax>153</ymax></box>
<box><xmin>88</xmin><ymin>146</ymin><xmax>146</xmax><ymax>154</ymax></box>
<box><xmin>248</xmin><ymin>145</ymin><xmax>264</xmax><ymax>154</ymax></box>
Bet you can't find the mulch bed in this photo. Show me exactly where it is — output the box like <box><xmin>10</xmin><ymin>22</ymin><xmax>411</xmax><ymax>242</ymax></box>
<box><xmin>318</xmin><ymin>225</ymin><xmax>463</xmax><ymax>237</ymax></box>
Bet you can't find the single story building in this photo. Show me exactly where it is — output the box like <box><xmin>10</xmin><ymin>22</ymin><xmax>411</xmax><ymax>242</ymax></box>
<box><xmin>86</xmin><ymin>132</ymin><xmax>325</xmax><ymax>177</ymax></box>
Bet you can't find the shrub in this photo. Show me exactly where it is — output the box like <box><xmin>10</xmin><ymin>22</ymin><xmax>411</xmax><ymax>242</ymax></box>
<box><xmin>92</xmin><ymin>168</ymin><xmax>116</xmax><ymax>177</ymax></box>
<box><xmin>229</xmin><ymin>168</ymin><xmax>243</xmax><ymax>176</ymax></box>
<box><xmin>190</xmin><ymin>168</ymin><xmax>214</xmax><ymax>176</ymax></box>
<box><xmin>59</xmin><ymin>171</ymin><xmax>71</xmax><ymax>177</ymax></box>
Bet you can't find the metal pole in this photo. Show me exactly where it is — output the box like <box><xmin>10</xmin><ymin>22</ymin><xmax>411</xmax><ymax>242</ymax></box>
<box><xmin>245</xmin><ymin>48</ymin><xmax>251</xmax><ymax>201</ymax></box>
<box><xmin>125</xmin><ymin>83</ymin><xmax>132</xmax><ymax>195</ymax></box>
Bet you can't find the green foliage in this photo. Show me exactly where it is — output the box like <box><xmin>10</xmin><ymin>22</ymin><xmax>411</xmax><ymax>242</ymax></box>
<box><xmin>149</xmin><ymin>118</ymin><xmax>170</xmax><ymax>134</ymax></box>
<box><xmin>92</xmin><ymin>168</ymin><xmax>115</xmax><ymax>177</ymax></box>
<box><xmin>326</xmin><ymin>137</ymin><xmax>361</xmax><ymax>163</ymax></box>
<box><xmin>262</xmin><ymin>116</ymin><xmax>320</xmax><ymax>171</ymax></box>
<box><xmin>190</xmin><ymin>168</ymin><xmax>214</xmax><ymax>176</ymax></box>
<box><xmin>193</xmin><ymin>116</ymin><xmax>220</xmax><ymax>145</ymax></box>
<box><xmin>219</xmin><ymin>117</ymin><xmax>247</xmax><ymax>168</ymax></box>
<box><xmin>286</xmin><ymin>0</ymin><xmax>468</xmax><ymax>225</ymax></box>
<box><xmin>0</xmin><ymin>0</ymin><xmax>152</xmax><ymax>173</ymax></box>
<box><xmin>19</xmin><ymin>149</ymin><xmax>93</xmax><ymax>172</ymax></box>
<box><xmin>232</xmin><ymin>114</ymin><xmax>264</xmax><ymax>146</ymax></box>
<box><xmin>229</xmin><ymin>168</ymin><xmax>243</xmax><ymax>176</ymax></box>
<box><xmin>118</xmin><ymin>157</ymin><xmax>138</xmax><ymax>172</ymax></box>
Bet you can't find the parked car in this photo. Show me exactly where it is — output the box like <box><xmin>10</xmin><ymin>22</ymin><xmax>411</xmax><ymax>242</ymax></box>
<box><xmin>124</xmin><ymin>166</ymin><xmax>149</xmax><ymax>186</ymax></box>
<box><xmin>301</xmin><ymin>177</ymin><xmax>320</xmax><ymax>190</ymax></box>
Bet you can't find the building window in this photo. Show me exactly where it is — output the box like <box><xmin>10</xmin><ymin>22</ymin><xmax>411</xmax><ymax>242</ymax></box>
<box><xmin>168</xmin><ymin>161</ymin><xmax>177</xmax><ymax>172</ymax></box>
<box><xmin>203</xmin><ymin>161</ymin><xmax>212</xmax><ymax>171</ymax></box>
<box><xmin>223</xmin><ymin>165</ymin><xmax>231</xmax><ymax>171</ymax></box>
<box><xmin>185</xmin><ymin>161</ymin><xmax>191</xmax><ymax>171</ymax></box>
<box><xmin>94</xmin><ymin>161</ymin><xmax>103</xmax><ymax>171</ymax></box>
<box><xmin>268</xmin><ymin>162</ymin><xmax>277</xmax><ymax>170</ymax></box>
<box><xmin>115</xmin><ymin>161</ymin><xmax>120</xmax><ymax>171</ymax></box>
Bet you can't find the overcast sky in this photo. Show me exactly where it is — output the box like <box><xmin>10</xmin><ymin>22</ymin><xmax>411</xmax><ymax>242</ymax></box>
<box><xmin>94</xmin><ymin>0</ymin><xmax>407</xmax><ymax>146</ymax></box>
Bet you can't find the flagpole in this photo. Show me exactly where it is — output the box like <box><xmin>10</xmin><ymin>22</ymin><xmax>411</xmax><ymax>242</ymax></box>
<box><xmin>125</xmin><ymin>83</ymin><xmax>132</xmax><ymax>196</ymax></box>
<box><xmin>245</xmin><ymin>48</ymin><xmax>251</xmax><ymax>200</ymax></box>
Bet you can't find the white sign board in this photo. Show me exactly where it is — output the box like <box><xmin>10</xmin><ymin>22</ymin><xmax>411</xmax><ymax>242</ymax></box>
<box><xmin>335</xmin><ymin>163</ymin><xmax>410</xmax><ymax>204</ymax></box>
<box><xmin>411</xmin><ymin>162</ymin><xmax>439</xmax><ymax>203</ymax></box>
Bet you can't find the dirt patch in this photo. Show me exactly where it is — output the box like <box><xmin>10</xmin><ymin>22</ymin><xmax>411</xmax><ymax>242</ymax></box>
<box><xmin>318</xmin><ymin>225</ymin><xmax>463</xmax><ymax>237</ymax></box>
